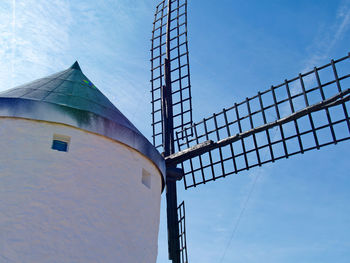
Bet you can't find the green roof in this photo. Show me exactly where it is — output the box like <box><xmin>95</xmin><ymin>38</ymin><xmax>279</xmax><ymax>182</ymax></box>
<box><xmin>0</xmin><ymin>61</ymin><xmax>137</xmax><ymax>132</ymax></box>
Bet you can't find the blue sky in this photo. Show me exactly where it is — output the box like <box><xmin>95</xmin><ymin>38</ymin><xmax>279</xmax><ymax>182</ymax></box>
<box><xmin>1</xmin><ymin>0</ymin><xmax>350</xmax><ymax>262</ymax></box>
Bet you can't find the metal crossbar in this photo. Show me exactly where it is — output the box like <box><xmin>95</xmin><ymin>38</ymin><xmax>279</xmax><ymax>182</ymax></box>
<box><xmin>170</xmin><ymin>53</ymin><xmax>350</xmax><ymax>189</ymax></box>
<box><xmin>178</xmin><ymin>201</ymin><xmax>188</xmax><ymax>263</ymax></box>
<box><xmin>151</xmin><ymin>0</ymin><xmax>193</xmax><ymax>151</ymax></box>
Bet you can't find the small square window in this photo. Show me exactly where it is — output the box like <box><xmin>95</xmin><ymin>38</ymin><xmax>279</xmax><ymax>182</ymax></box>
<box><xmin>52</xmin><ymin>134</ymin><xmax>70</xmax><ymax>152</ymax></box>
<box><xmin>142</xmin><ymin>169</ymin><xmax>152</xmax><ymax>189</ymax></box>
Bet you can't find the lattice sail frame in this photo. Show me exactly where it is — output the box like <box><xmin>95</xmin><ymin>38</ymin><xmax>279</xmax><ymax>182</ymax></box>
<box><xmin>167</xmin><ymin>54</ymin><xmax>350</xmax><ymax>189</ymax></box>
<box><xmin>178</xmin><ymin>201</ymin><xmax>188</xmax><ymax>263</ymax></box>
<box><xmin>151</xmin><ymin>0</ymin><xmax>193</xmax><ymax>150</ymax></box>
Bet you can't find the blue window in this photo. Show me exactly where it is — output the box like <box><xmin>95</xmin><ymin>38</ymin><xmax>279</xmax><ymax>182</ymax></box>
<box><xmin>51</xmin><ymin>134</ymin><xmax>70</xmax><ymax>152</ymax></box>
<box><xmin>52</xmin><ymin>140</ymin><xmax>68</xmax><ymax>152</ymax></box>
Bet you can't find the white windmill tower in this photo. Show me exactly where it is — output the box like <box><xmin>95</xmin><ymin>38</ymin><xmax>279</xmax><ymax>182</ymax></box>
<box><xmin>0</xmin><ymin>62</ymin><xmax>165</xmax><ymax>262</ymax></box>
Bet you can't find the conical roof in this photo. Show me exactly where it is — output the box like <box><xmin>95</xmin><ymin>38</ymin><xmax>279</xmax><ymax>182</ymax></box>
<box><xmin>0</xmin><ymin>62</ymin><xmax>165</xmax><ymax>183</ymax></box>
<box><xmin>0</xmin><ymin>62</ymin><xmax>137</xmax><ymax>132</ymax></box>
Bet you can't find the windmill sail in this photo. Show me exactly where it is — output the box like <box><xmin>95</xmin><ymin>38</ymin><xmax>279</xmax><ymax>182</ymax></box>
<box><xmin>166</xmin><ymin>53</ymin><xmax>350</xmax><ymax>189</ymax></box>
<box><xmin>178</xmin><ymin>201</ymin><xmax>188</xmax><ymax>263</ymax></box>
<box><xmin>151</xmin><ymin>0</ymin><xmax>193</xmax><ymax>151</ymax></box>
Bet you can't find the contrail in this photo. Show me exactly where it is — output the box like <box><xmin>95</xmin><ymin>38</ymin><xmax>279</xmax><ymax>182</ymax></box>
<box><xmin>11</xmin><ymin>0</ymin><xmax>16</xmax><ymax>87</ymax></box>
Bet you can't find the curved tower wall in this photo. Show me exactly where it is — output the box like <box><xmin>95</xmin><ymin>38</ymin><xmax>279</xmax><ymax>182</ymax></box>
<box><xmin>0</xmin><ymin>117</ymin><xmax>162</xmax><ymax>263</ymax></box>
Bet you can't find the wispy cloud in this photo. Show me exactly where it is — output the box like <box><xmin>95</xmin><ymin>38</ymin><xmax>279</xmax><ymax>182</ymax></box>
<box><xmin>303</xmin><ymin>0</ymin><xmax>350</xmax><ymax>71</ymax></box>
<box><xmin>334</xmin><ymin>0</ymin><xmax>350</xmax><ymax>41</ymax></box>
<box><xmin>0</xmin><ymin>0</ymin><xmax>72</xmax><ymax>91</ymax></box>
<box><xmin>0</xmin><ymin>1</ymin><xmax>14</xmax><ymax>89</ymax></box>
<box><xmin>0</xmin><ymin>0</ymin><xmax>156</xmax><ymax>137</ymax></box>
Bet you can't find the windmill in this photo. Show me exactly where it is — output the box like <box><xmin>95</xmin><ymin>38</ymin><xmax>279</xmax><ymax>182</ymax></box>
<box><xmin>0</xmin><ymin>1</ymin><xmax>348</xmax><ymax>262</ymax></box>
<box><xmin>150</xmin><ymin>0</ymin><xmax>350</xmax><ymax>262</ymax></box>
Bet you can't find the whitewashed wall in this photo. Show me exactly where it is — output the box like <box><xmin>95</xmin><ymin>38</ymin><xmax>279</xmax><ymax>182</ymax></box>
<box><xmin>0</xmin><ymin>117</ymin><xmax>162</xmax><ymax>263</ymax></box>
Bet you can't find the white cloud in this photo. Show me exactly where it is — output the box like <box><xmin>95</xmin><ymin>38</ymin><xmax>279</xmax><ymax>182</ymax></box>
<box><xmin>0</xmin><ymin>0</ymin><xmax>72</xmax><ymax>91</ymax></box>
<box><xmin>303</xmin><ymin>0</ymin><xmax>350</xmax><ymax>71</ymax></box>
